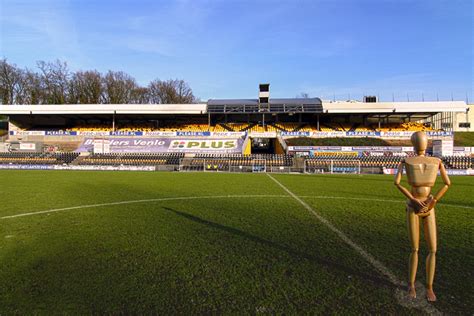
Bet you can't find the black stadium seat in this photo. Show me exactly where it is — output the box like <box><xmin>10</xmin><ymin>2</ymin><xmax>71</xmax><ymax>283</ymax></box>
<box><xmin>0</xmin><ymin>152</ymin><xmax>80</xmax><ymax>165</ymax></box>
<box><xmin>1</xmin><ymin>150</ymin><xmax>472</xmax><ymax>172</ymax></box>
<box><xmin>78</xmin><ymin>153</ymin><xmax>185</xmax><ymax>166</ymax></box>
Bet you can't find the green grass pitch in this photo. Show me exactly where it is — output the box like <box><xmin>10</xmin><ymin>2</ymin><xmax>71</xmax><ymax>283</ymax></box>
<box><xmin>0</xmin><ymin>171</ymin><xmax>472</xmax><ymax>314</ymax></box>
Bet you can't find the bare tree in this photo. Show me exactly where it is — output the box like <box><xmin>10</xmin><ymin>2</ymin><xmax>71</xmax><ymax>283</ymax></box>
<box><xmin>174</xmin><ymin>79</ymin><xmax>195</xmax><ymax>103</ymax></box>
<box><xmin>16</xmin><ymin>69</ymin><xmax>43</xmax><ymax>104</ymax></box>
<box><xmin>69</xmin><ymin>70</ymin><xmax>103</xmax><ymax>104</ymax></box>
<box><xmin>130</xmin><ymin>87</ymin><xmax>149</xmax><ymax>104</ymax></box>
<box><xmin>1</xmin><ymin>59</ymin><xmax>197</xmax><ymax>105</ymax></box>
<box><xmin>297</xmin><ymin>92</ymin><xmax>310</xmax><ymax>98</ymax></box>
<box><xmin>15</xmin><ymin>69</ymin><xmax>36</xmax><ymax>104</ymax></box>
<box><xmin>0</xmin><ymin>60</ymin><xmax>47</xmax><ymax>105</ymax></box>
<box><xmin>37</xmin><ymin>60</ymin><xmax>71</xmax><ymax>104</ymax></box>
<box><xmin>102</xmin><ymin>71</ymin><xmax>139</xmax><ymax>104</ymax></box>
<box><xmin>148</xmin><ymin>79</ymin><xmax>165</xmax><ymax>104</ymax></box>
<box><xmin>0</xmin><ymin>59</ymin><xmax>23</xmax><ymax>104</ymax></box>
<box><xmin>148</xmin><ymin>79</ymin><xmax>195</xmax><ymax>104</ymax></box>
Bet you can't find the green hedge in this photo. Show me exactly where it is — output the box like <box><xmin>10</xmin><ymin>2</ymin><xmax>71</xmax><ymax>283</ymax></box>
<box><xmin>454</xmin><ymin>132</ymin><xmax>474</xmax><ymax>146</ymax></box>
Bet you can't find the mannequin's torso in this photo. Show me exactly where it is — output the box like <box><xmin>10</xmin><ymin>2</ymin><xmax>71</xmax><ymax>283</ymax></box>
<box><xmin>404</xmin><ymin>156</ymin><xmax>440</xmax><ymax>216</ymax></box>
<box><xmin>405</xmin><ymin>156</ymin><xmax>440</xmax><ymax>192</ymax></box>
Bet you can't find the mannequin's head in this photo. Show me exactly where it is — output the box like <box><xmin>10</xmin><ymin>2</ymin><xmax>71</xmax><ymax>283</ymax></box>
<box><xmin>411</xmin><ymin>131</ymin><xmax>428</xmax><ymax>155</ymax></box>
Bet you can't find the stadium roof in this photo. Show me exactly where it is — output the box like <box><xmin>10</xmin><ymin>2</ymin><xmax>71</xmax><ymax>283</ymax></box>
<box><xmin>0</xmin><ymin>103</ymin><xmax>207</xmax><ymax>115</ymax></box>
<box><xmin>0</xmin><ymin>100</ymin><xmax>468</xmax><ymax>116</ymax></box>
<box><xmin>322</xmin><ymin>100</ymin><xmax>468</xmax><ymax>114</ymax></box>
<box><xmin>207</xmin><ymin>98</ymin><xmax>322</xmax><ymax>106</ymax></box>
<box><xmin>207</xmin><ymin>98</ymin><xmax>322</xmax><ymax>113</ymax></box>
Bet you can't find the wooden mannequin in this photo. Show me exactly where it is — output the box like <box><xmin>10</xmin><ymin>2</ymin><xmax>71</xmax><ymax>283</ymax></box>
<box><xmin>394</xmin><ymin>131</ymin><xmax>451</xmax><ymax>302</ymax></box>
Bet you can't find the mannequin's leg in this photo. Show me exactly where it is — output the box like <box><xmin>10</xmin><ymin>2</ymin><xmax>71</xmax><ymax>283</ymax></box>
<box><xmin>407</xmin><ymin>207</ymin><xmax>420</xmax><ymax>298</ymax></box>
<box><xmin>423</xmin><ymin>210</ymin><xmax>437</xmax><ymax>301</ymax></box>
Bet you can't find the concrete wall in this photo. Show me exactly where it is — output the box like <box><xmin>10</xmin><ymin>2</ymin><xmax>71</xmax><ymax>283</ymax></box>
<box><xmin>453</xmin><ymin>104</ymin><xmax>473</xmax><ymax>131</ymax></box>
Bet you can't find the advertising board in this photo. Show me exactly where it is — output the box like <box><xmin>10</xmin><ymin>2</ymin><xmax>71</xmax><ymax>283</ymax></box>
<box><xmin>77</xmin><ymin>137</ymin><xmax>246</xmax><ymax>153</ymax></box>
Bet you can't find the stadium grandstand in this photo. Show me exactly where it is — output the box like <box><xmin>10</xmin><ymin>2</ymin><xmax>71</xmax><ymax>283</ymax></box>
<box><xmin>0</xmin><ymin>84</ymin><xmax>472</xmax><ymax>175</ymax></box>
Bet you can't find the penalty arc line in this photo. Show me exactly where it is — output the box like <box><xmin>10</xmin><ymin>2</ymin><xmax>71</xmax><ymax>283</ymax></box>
<box><xmin>266</xmin><ymin>173</ymin><xmax>442</xmax><ymax>315</ymax></box>
<box><xmin>2</xmin><ymin>194</ymin><xmax>471</xmax><ymax>220</ymax></box>
<box><xmin>0</xmin><ymin>195</ymin><xmax>289</xmax><ymax>220</ymax></box>
<box><xmin>0</xmin><ymin>188</ymin><xmax>458</xmax><ymax>313</ymax></box>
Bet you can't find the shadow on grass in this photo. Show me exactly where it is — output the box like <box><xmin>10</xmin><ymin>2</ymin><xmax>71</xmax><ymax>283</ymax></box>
<box><xmin>163</xmin><ymin>207</ymin><xmax>397</xmax><ymax>290</ymax></box>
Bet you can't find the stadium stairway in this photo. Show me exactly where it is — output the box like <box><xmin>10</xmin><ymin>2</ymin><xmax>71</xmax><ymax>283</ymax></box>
<box><xmin>218</xmin><ymin>123</ymin><xmax>234</xmax><ymax>132</ymax></box>
<box><xmin>69</xmin><ymin>152</ymin><xmax>90</xmax><ymax>165</ymax></box>
<box><xmin>349</xmin><ymin>124</ymin><xmax>358</xmax><ymax>132</ymax></box>
<box><xmin>320</xmin><ymin>123</ymin><xmax>338</xmax><ymax>131</ymax></box>
<box><xmin>44</xmin><ymin>141</ymin><xmax>83</xmax><ymax>152</ymax></box>
<box><xmin>268</xmin><ymin>123</ymin><xmax>286</xmax><ymax>132</ymax></box>
<box><xmin>294</xmin><ymin>124</ymin><xmax>309</xmax><ymax>132</ymax></box>
<box><xmin>241</xmin><ymin>123</ymin><xmax>257</xmax><ymax>132</ymax></box>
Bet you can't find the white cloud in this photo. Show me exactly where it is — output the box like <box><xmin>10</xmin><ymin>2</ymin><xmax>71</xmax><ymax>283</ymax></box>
<box><xmin>0</xmin><ymin>0</ymin><xmax>87</xmax><ymax>68</ymax></box>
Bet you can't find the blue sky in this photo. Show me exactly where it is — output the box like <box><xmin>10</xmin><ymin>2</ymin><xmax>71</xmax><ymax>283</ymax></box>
<box><xmin>0</xmin><ymin>0</ymin><xmax>472</xmax><ymax>101</ymax></box>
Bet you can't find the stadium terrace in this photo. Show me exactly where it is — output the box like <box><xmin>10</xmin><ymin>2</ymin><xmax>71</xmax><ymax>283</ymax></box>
<box><xmin>0</xmin><ymin>87</ymin><xmax>472</xmax><ymax>175</ymax></box>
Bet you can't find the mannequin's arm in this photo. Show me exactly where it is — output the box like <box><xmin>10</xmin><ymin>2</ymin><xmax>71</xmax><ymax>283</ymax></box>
<box><xmin>394</xmin><ymin>162</ymin><xmax>413</xmax><ymax>199</ymax></box>
<box><xmin>433</xmin><ymin>161</ymin><xmax>451</xmax><ymax>202</ymax></box>
<box><xmin>394</xmin><ymin>162</ymin><xmax>426</xmax><ymax>209</ymax></box>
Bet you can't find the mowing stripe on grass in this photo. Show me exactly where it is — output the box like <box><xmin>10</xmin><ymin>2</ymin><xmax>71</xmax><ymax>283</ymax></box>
<box><xmin>298</xmin><ymin>196</ymin><xmax>474</xmax><ymax>210</ymax></box>
<box><xmin>0</xmin><ymin>195</ymin><xmax>289</xmax><ymax>219</ymax></box>
<box><xmin>3</xmin><ymin>194</ymin><xmax>469</xmax><ymax>221</ymax></box>
<box><xmin>266</xmin><ymin>174</ymin><xmax>442</xmax><ymax>315</ymax></box>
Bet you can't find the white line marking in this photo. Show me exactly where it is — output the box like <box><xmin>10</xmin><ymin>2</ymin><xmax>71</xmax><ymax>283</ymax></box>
<box><xmin>0</xmin><ymin>195</ymin><xmax>289</xmax><ymax>220</ymax></box>
<box><xmin>301</xmin><ymin>196</ymin><xmax>403</xmax><ymax>204</ymax></box>
<box><xmin>438</xmin><ymin>203</ymin><xmax>474</xmax><ymax>210</ymax></box>
<box><xmin>0</xmin><ymin>185</ymin><xmax>458</xmax><ymax>313</ymax></box>
<box><xmin>266</xmin><ymin>174</ymin><xmax>442</xmax><ymax>315</ymax></box>
<box><xmin>298</xmin><ymin>196</ymin><xmax>474</xmax><ymax>210</ymax></box>
<box><xmin>3</xmin><ymin>194</ymin><xmax>471</xmax><ymax>221</ymax></box>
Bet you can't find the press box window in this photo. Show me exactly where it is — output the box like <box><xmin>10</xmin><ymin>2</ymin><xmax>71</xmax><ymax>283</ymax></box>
<box><xmin>259</xmin><ymin>84</ymin><xmax>269</xmax><ymax>92</ymax></box>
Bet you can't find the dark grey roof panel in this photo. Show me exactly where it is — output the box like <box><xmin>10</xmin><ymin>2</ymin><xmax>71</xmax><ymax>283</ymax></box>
<box><xmin>270</xmin><ymin>98</ymin><xmax>322</xmax><ymax>105</ymax></box>
<box><xmin>208</xmin><ymin>99</ymin><xmax>258</xmax><ymax>106</ymax></box>
<box><xmin>207</xmin><ymin>98</ymin><xmax>323</xmax><ymax>114</ymax></box>
<box><xmin>208</xmin><ymin>98</ymin><xmax>322</xmax><ymax>106</ymax></box>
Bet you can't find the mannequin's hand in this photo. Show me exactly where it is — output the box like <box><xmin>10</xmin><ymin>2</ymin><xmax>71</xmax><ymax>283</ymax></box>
<box><xmin>411</xmin><ymin>198</ymin><xmax>428</xmax><ymax>213</ymax></box>
<box><xmin>424</xmin><ymin>195</ymin><xmax>437</xmax><ymax>211</ymax></box>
